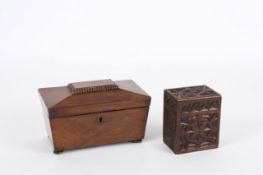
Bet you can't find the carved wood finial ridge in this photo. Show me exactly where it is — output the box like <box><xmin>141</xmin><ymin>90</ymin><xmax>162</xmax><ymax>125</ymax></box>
<box><xmin>67</xmin><ymin>79</ymin><xmax>119</xmax><ymax>95</ymax></box>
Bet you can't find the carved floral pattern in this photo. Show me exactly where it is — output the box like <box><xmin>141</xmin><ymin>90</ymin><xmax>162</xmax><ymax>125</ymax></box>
<box><xmin>179</xmin><ymin>112</ymin><xmax>219</xmax><ymax>153</ymax></box>
<box><xmin>163</xmin><ymin>85</ymin><xmax>221</xmax><ymax>154</ymax></box>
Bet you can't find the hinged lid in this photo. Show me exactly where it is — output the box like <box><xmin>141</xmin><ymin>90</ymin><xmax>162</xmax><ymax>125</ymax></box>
<box><xmin>39</xmin><ymin>79</ymin><xmax>151</xmax><ymax>118</ymax></box>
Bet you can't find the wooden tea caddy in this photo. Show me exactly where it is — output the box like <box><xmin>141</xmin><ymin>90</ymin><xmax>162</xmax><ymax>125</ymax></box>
<box><xmin>163</xmin><ymin>85</ymin><xmax>222</xmax><ymax>154</ymax></box>
<box><xmin>38</xmin><ymin>79</ymin><xmax>151</xmax><ymax>154</ymax></box>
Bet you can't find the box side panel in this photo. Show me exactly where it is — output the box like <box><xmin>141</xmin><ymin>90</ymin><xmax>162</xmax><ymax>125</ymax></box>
<box><xmin>175</xmin><ymin>101</ymin><xmax>181</xmax><ymax>153</ymax></box>
<box><xmin>163</xmin><ymin>91</ymin><xmax>178</xmax><ymax>152</ymax></box>
<box><xmin>39</xmin><ymin>94</ymin><xmax>54</xmax><ymax>145</ymax></box>
<box><xmin>216</xmin><ymin>96</ymin><xmax>222</xmax><ymax>147</ymax></box>
<box><xmin>50</xmin><ymin>107</ymin><xmax>149</xmax><ymax>151</ymax></box>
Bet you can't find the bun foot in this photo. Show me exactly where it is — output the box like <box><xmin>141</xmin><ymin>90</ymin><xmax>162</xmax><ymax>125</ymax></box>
<box><xmin>131</xmin><ymin>139</ymin><xmax>142</xmax><ymax>143</ymax></box>
<box><xmin>53</xmin><ymin>150</ymin><xmax>64</xmax><ymax>154</ymax></box>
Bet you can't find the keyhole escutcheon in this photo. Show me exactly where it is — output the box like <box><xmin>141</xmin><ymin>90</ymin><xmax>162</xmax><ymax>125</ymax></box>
<box><xmin>97</xmin><ymin>116</ymin><xmax>104</xmax><ymax>124</ymax></box>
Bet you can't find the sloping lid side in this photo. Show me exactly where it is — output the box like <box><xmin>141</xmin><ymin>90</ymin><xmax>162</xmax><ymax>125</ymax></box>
<box><xmin>38</xmin><ymin>86</ymin><xmax>71</xmax><ymax>109</ymax></box>
<box><xmin>39</xmin><ymin>79</ymin><xmax>151</xmax><ymax>118</ymax></box>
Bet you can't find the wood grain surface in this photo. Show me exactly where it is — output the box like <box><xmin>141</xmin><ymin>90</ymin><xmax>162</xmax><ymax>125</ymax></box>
<box><xmin>38</xmin><ymin>79</ymin><xmax>151</xmax><ymax>153</ymax></box>
<box><xmin>51</xmin><ymin>107</ymin><xmax>149</xmax><ymax>152</ymax></box>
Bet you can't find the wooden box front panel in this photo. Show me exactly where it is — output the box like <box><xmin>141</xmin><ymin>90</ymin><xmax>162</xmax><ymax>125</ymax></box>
<box><xmin>50</xmin><ymin>107</ymin><xmax>149</xmax><ymax>152</ymax></box>
<box><xmin>176</xmin><ymin>98</ymin><xmax>221</xmax><ymax>153</ymax></box>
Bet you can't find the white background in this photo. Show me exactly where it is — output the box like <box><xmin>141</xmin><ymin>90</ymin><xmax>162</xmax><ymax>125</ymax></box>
<box><xmin>0</xmin><ymin>0</ymin><xmax>263</xmax><ymax>174</ymax></box>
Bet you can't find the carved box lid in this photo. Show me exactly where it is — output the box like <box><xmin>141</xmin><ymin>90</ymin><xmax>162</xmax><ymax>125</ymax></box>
<box><xmin>166</xmin><ymin>85</ymin><xmax>221</xmax><ymax>101</ymax></box>
<box><xmin>39</xmin><ymin>79</ymin><xmax>151</xmax><ymax>118</ymax></box>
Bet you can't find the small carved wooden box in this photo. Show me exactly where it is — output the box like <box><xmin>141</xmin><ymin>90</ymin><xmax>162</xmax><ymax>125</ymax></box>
<box><xmin>38</xmin><ymin>79</ymin><xmax>151</xmax><ymax>153</ymax></box>
<box><xmin>163</xmin><ymin>85</ymin><xmax>222</xmax><ymax>154</ymax></box>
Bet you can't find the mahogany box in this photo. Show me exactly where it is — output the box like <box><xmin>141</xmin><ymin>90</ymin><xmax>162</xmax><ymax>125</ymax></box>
<box><xmin>38</xmin><ymin>79</ymin><xmax>151</xmax><ymax>153</ymax></box>
<box><xmin>163</xmin><ymin>85</ymin><xmax>222</xmax><ymax>154</ymax></box>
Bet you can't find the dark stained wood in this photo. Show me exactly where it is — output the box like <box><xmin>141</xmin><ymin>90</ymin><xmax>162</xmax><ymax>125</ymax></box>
<box><xmin>38</xmin><ymin>79</ymin><xmax>151</xmax><ymax>153</ymax></box>
<box><xmin>163</xmin><ymin>85</ymin><xmax>222</xmax><ymax>154</ymax></box>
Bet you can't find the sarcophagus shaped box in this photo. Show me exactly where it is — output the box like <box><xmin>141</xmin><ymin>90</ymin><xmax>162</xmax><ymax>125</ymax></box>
<box><xmin>39</xmin><ymin>79</ymin><xmax>151</xmax><ymax>153</ymax></box>
<box><xmin>163</xmin><ymin>85</ymin><xmax>222</xmax><ymax>154</ymax></box>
